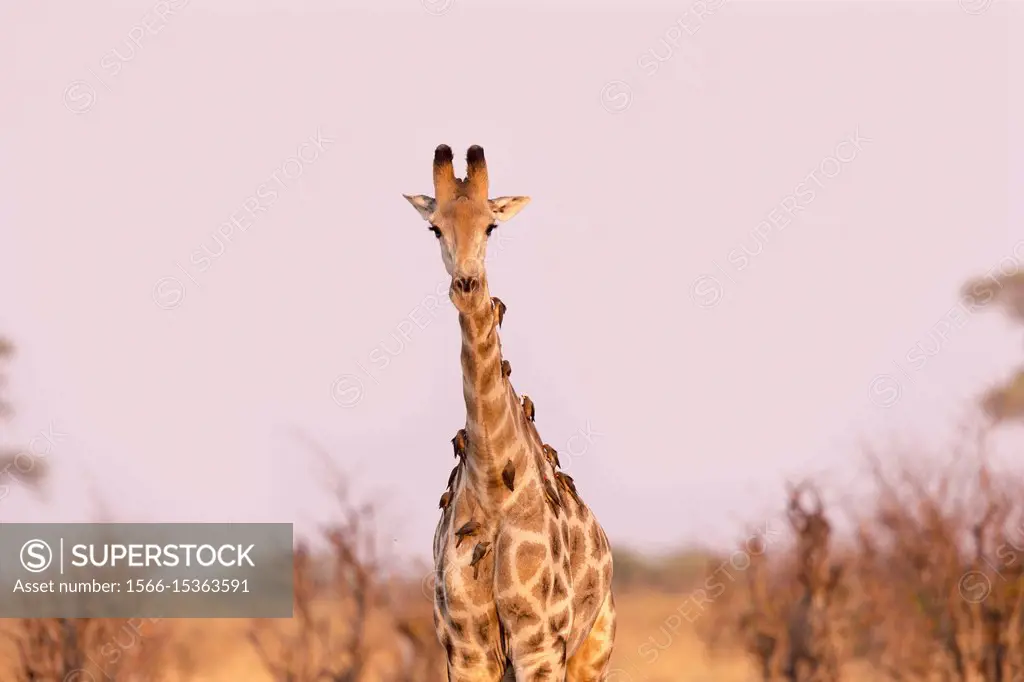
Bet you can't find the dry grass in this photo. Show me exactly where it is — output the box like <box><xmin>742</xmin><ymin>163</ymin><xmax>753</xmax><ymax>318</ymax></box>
<box><xmin>0</xmin><ymin>595</ymin><xmax>762</xmax><ymax>682</ymax></box>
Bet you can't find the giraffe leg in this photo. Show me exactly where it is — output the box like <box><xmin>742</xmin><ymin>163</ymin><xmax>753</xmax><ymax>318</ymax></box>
<box><xmin>509</xmin><ymin>644</ymin><xmax>566</xmax><ymax>682</ymax></box>
<box><xmin>445</xmin><ymin>649</ymin><xmax>506</xmax><ymax>682</ymax></box>
<box><xmin>566</xmin><ymin>593</ymin><xmax>617</xmax><ymax>682</ymax></box>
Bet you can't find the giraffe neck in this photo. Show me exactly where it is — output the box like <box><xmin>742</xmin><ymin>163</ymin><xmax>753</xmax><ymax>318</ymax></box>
<box><xmin>457</xmin><ymin>280</ymin><xmax>522</xmax><ymax>505</ymax></box>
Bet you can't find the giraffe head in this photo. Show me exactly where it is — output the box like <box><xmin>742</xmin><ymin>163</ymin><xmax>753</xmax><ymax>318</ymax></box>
<box><xmin>404</xmin><ymin>145</ymin><xmax>530</xmax><ymax>312</ymax></box>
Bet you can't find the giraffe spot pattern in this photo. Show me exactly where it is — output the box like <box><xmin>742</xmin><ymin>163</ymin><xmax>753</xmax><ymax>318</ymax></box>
<box><xmin>551</xmin><ymin>575</ymin><xmax>568</xmax><ymax>601</ymax></box>
<box><xmin>532</xmin><ymin>566</ymin><xmax>553</xmax><ymax>606</ymax></box>
<box><xmin>435</xmin><ymin>294</ymin><xmax>616</xmax><ymax>679</ymax></box>
<box><xmin>565</xmin><ymin>593</ymin><xmax>617</xmax><ymax>680</ymax></box>
<box><xmin>496</xmin><ymin>533</ymin><xmax>515</xmax><ymax>592</ymax></box>
<box><xmin>569</xmin><ymin>527</ymin><xmax>586</xmax><ymax>574</ymax></box>
<box><xmin>515</xmin><ymin>541</ymin><xmax>547</xmax><ymax>583</ymax></box>
<box><xmin>460</xmin><ymin>345</ymin><xmax>477</xmax><ymax>376</ymax></box>
<box><xmin>590</xmin><ymin>523</ymin><xmax>605</xmax><ymax>560</ymax></box>
<box><xmin>507</xmin><ymin>481</ymin><xmax>545</xmax><ymax>533</ymax></box>
<box><xmin>427</xmin><ymin>259</ymin><xmax>618</xmax><ymax>676</ymax></box>
<box><xmin>482</xmin><ymin>391</ymin><xmax>507</xmax><ymax>425</ymax></box>
<box><xmin>579</xmin><ymin>567</ymin><xmax>601</xmax><ymax>608</ymax></box>
<box><xmin>498</xmin><ymin>594</ymin><xmax>541</xmax><ymax>628</ymax></box>
<box><xmin>474</xmin><ymin>616</ymin><xmax>491</xmax><ymax>646</ymax></box>
<box><xmin>445</xmin><ymin>560</ymin><xmax>493</xmax><ymax>609</ymax></box>
<box><xmin>493</xmin><ymin>414</ymin><xmax>517</xmax><ymax>449</ymax></box>
<box><xmin>458</xmin><ymin>647</ymin><xmax>481</xmax><ymax>666</ymax></box>
<box><xmin>476</xmin><ymin>329</ymin><xmax>497</xmax><ymax>358</ymax></box>
<box><xmin>549</xmin><ymin>609</ymin><xmax>569</xmax><ymax>634</ymax></box>
<box><xmin>550</xmin><ymin>521</ymin><xmax>562</xmax><ymax>561</ymax></box>
<box><xmin>441</xmin><ymin>633</ymin><xmax>454</xmax><ymax>661</ymax></box>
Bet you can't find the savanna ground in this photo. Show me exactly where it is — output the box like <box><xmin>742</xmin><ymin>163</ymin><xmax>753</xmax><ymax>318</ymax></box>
<box><xmin>0</xmin><ymin>592</ymin><xmax>764</xmax><ymax>681</ymax></box>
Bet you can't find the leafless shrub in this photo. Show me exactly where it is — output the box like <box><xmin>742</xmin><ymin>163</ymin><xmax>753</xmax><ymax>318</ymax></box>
<box><xmin>3</xmin><ymin>616</ymin><xmax>169</xmax><ymax>681</ymax></box>
<box><xmin>248</xmin><ymin>469</ymin><xmax>444</xmax><ymax>682</ymax></box>
<box><xmin>703</xmin><ymin>431</ymin><xmax>1024</xmax><ymax>682</ymax></box>
<box><xmin>717</xmin><ymin>482</ymin><xmax>842</xmax><ymax>682</ymax></box>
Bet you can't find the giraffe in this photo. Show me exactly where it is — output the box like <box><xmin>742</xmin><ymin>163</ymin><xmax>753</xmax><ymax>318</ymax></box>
<box><xmin>403</xmin><ymin>145</ymin><xmax>616</xmax><ymax>682</ymax></box>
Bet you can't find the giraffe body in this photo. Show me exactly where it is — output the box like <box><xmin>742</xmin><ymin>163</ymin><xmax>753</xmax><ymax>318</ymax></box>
<box><xmin>407</xmin><ymin>145</ymin><xmax>615</xmax><ymax>681</ymax></box>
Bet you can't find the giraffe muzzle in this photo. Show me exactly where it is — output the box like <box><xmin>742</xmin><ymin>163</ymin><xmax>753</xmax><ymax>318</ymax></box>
<box><xmin>452</xmin><ymin>276</ymin><xmax>481</xmax><ymax>294</ymax></box>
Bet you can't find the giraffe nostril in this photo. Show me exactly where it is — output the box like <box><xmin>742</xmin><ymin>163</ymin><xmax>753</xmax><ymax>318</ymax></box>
<box><xmin>454</xmin><ymin>277</ymin><xmax>479</xmax><ymax>293</ymax></box>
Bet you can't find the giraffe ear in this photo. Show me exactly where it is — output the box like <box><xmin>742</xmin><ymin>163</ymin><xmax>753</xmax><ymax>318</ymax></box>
<box><xmin>403</xmin><ymin>194</ymin><xmax>436</xmax><ymax>221</ymax></box>
<box><xmin>489</xmin><ymin>196</ymin><xmax>531</xmax><ymax>223</ymax></box>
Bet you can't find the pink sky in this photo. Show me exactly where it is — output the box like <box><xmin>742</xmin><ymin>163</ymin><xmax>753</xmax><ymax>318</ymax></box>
<box><xmin>0</xmin><ymin>0</ymin><xmax>1019</xmax><ymax>559</ymax></box>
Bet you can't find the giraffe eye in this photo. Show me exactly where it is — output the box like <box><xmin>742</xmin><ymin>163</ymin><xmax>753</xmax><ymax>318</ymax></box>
<box><xmin>429</xmin><ymin>225</ymin><xmax>442</xmax><ymax>239</ymax></box>
<box><xmin>486</xmin><ymin>224</ymin><xmax>497</xmax><ymax>236</ymax></box>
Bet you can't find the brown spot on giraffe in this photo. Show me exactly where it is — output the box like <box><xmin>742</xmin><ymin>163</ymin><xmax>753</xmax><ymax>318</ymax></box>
<box><xmin>552</xmin><ymin>575</ymin><xmax>569</xmax><ymax>601</ymax></box>
<box><xmin>496</xmin><ymin>533</ymin><xmax>516</xmax><ymax>593</ymax></box>
<box><xmin>499</xmin><ymin>593</ymin><xmax>542</xmax><ymax>628</ymax></box>
<box><xmin>550</xmin><ymin>521</ymin><xmax>563</xmax><ymax>561</ymax></box>
<box><xmin>532</xmin><ymin>566</ymin><xmax>553</xmax><ymax>606</ymax></box>
<box><xmin>458</xmin><ymin>648</ymin><xmax>481</xmax><ymax>667</ymax></box>
<box><xmin>407</xmin><ymin>145</ymin><xmax>615</xmax><ymax>681</ymax></box>
<box><xmin>549</xmin><ymin>610</ymin><xmax>569</xmax><ymax>637</ymax></box>
<box><xmin>589</xmin><ymin>523</ymin><xmax>605</xmax><ymax>560</ymax></box>
<box><xmin>578</xmin><ymin>567</ymin><xmax>601</xmax><ymax>609</ymax></box>
<box><xmin>474</xmin><ymin>616</ymin><xmax>491</xmax><ymax>646</ymax></box>
<box><xmin>569</xmin><ymin>527</ymin><xmax>587</xmax><ymax>572</ymax></box>
<box><xmin>506</xmin><ymin>481</ymin><xmax>546</xmax><ymax>533</ymax></box>
<box><xmin>516</xmin><ymin>541</ymin><xmax>547</xmax><ymax>583</ymax></box>
<box><xmin>450</xmin><ymin>617</ymin><xmax>467</xmax><ymax>638</ymax></box>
